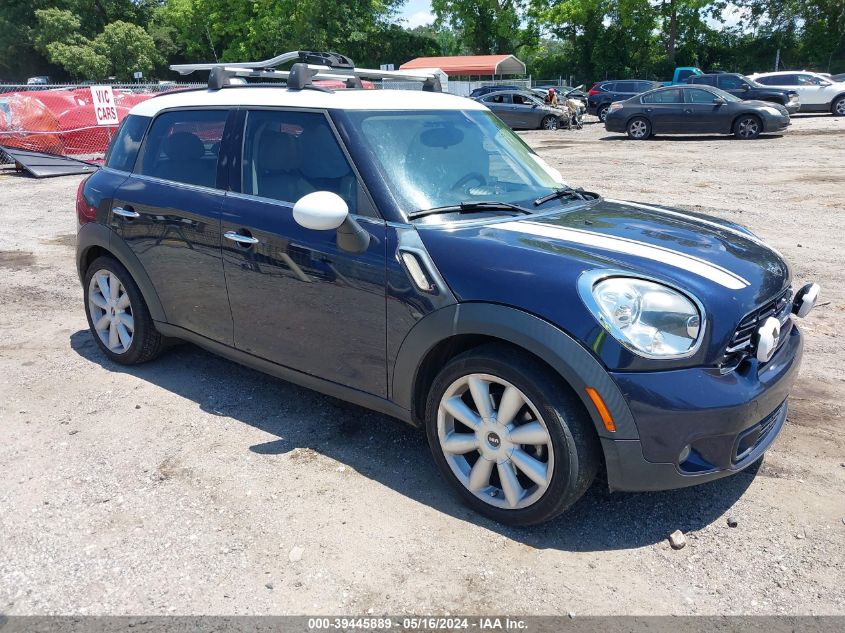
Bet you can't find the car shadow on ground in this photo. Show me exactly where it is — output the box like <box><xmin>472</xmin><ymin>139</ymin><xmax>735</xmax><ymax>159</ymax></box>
<box><xmin>70</xmin><ymin>330</ymin><xmax>757</xmax><ymax>552</ymax></box>
<box><xmin>599</xmin><ymin>134</ymin><xmax>785</xmax><ymax>142</ymax></box>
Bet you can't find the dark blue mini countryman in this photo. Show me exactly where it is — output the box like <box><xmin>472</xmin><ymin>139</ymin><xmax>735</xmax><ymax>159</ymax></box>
<box><xmin>76</xmin><ymin>75</ymin><xmax>819</xmax><ymax>525</ymax></box>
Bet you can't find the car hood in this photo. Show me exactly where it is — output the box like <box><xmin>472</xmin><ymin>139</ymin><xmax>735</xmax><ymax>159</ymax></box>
<box><xmin>416</xmin><ymin>198</ymin><xmax>791</xmax><ymax>367</ymax></box>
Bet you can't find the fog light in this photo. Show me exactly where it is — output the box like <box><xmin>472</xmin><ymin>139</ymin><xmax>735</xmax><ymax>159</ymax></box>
<box><xmin>678</xmin><ymin>444</ymin><xmax>691</xmax><ymax>464</ymax></box>
<box><xmin>793</xmin><ymin>282</ymin><xmax>820</xmax><ymax>318</ymax></box>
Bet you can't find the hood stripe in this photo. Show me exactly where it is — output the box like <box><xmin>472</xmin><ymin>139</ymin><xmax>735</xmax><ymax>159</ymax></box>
<box><xmin>606</xmin><ymin>199</ymin><xmax>786</xmax><ymax>259</ymax></box>
<box><xmin>497</xmin><ymin>221</ymin><xmax>750</xmax><ymax>290</ymax></box>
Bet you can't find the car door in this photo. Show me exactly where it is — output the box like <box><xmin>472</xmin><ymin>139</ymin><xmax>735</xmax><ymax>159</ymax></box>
<box><xmin>641</xmin><ymin>88</ymin><xmax>685</xmax><ymax>132</ymax></box>
<box><xmin>716</xmin><ymin>75</ymin><xmax>749</xmax><ymax>99</ymax></box>
<box><xmin>511</xmin><ymin>93</ymin><xmax>539</xmax><ymax>128</ymax></box>
<box><xmin>110</xmin><ymin>108</ymin><xmax>234</xmax><ymax>344</ymax></box>
<box><xmin>482</xmin><ymin>94</ymin><xmax>516</xmax><ymax>127</ymax></box>
<box><xmin>219</xmin><ymin>108</ymin><xmax>387</xmax><ymax>397</ymax></box>
<box><xmin>683</xmin><ymin>87</ymin><xmax>728</xmax><ymax>133</ymax></box>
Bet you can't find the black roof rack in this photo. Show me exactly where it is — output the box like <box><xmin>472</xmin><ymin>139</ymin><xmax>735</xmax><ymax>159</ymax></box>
<box><xmin>170</xmin><ymin>50</ymin><xmax>443</xmax><ymax>92</ymax></box>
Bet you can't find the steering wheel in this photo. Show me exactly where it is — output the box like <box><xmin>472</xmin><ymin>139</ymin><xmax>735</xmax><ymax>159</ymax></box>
<box><xmin>450</xmin><ymin>172</ymin><xmax>486</xmax><ymax>192</ymax></box>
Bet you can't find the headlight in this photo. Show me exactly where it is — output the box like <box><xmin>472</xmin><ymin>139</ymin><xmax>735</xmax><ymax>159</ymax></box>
<box><xmin>761</xmin><ymin>106</ymin><xmax>782</xmax><ymax>116</ymax></box>
<box><xmin>583</xmin><ymin>275</ymin><xmax>704</xmax><ymax>358</ymax></box>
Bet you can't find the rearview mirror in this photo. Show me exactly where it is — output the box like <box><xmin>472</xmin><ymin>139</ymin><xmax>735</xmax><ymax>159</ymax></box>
<box><xmin>293</xmin><ymin>191</ymin><xmax>349</xmax><ymax>231</ymax></box>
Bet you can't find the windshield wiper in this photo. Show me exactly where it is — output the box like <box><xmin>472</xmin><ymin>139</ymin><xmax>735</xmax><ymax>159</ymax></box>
<box><xmin>409</xmin><ymin>201</ymin><xmax>532</xmax><ymax>220</ymax></box>
<box><xmin>533</xmin><ymin>186</ymin><xmax>588</xmax><ymax>207</ymax></box>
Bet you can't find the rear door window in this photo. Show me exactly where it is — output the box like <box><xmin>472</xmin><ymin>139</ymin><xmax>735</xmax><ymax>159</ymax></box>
<box><xmin>137</xmin><ymin>109</ymin><xmax>227</xmax><ymax>188</ymax></box>
<box><xmin>105</xmin><ymin>115</ymin><xmax>149</xmax><ymax>172</ymax></box>
<box><xmin>641</xmin><ymin>89</ymin><xmax>683</xmax><ymax>104</ymax></box>
<box><xmin>616</xmin><ymin>81</ymin><xmax>638</xmax><ymax>93</ymax></box>
<box><xmin>718</xmin><ymin>75</ymin><xmax>746</xmax><ymax>90</ymax></box>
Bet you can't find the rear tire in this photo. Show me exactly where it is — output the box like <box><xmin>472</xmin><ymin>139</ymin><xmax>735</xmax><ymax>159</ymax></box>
<box><xmin>541</xmin><ymin>115</ymin><xmax>559</xmax><ymax>130</ymax></box>
<box><xmin>424</xmin><ymin>344</ymin><xmax>600</xmax><ymax>526</ymax></box>
<box><xmin>597</xmin><ymin>104</ymin><xmax>610</xmax><ymax>122</ymax></box>
<box><xmin>734</xmin><ymin>114</ymin><xmax>762</xmax><ymax>139</ymax></box>
<box><xmin>832</xmin><ymin>96</ymin><xmax>845</xmax><ymax>116</ymax></box>
<box><xmin>84</xmin><ymin>255</ymin><xmax>164</xmax><ymax>365</ymax></box>
<box><xmin>626</xmin><ymin>117</ymin><xmax>651</xmax><ymax>140</ymax></box>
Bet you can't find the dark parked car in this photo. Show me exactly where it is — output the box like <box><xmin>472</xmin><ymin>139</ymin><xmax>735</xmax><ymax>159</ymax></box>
<box><xmin>605</xmin><ymin>84</ymin><xmax>791</xmax><ymax>139</ymax></box>
<box><xmin>76</xmin><ymin>62</ymin><xmax>819</xmax><ymax>525</ymax></box>
<box><xmin>468</xmin><ymin>85</ymin><xmax>522</xmax><ymax>99</ymax></box>
<box><xmin>474</xmin><ymin>90</ymin><xmax>568</xmax><ymax>130</ymax></box>
<box><xmin>687</xmin><ymin>73</ymin><xmax>800</xmax><ymax>113</ymax></box>
<box><xmin>587</xmin><ymin>80</ymin><xmax>662</xmax><ymax>121</ymax></box>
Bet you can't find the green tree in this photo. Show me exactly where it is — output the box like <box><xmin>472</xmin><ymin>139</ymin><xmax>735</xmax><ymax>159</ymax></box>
<box><xmin>431</xmin><ymin>0</ymin><xmax>528</xmax><ymax>55</ymax></box>
<box><xmin>33</xmin><ymin>9</ymin><xmax>159</xmax><ymax>79</ymax></box>
<box><xmin>94</xmin><ymin>20</ymin><xmax>161</xmax><ymax>79</ymax></box>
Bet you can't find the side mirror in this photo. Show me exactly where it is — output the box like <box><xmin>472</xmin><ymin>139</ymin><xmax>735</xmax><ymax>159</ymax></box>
<box><xmin>714</xmin><ymin>96</ymin><xmax>727</xmax><ymax>105</ymax></box>
<box><xmin>292</xmin><ymin>190</ymin><xmax>371</xmax><ymax>254</ymax></box>
<box><xmin>293</xmin><ymin>191</ymin><xmax>348</xmax><ymax>230</ymax></box>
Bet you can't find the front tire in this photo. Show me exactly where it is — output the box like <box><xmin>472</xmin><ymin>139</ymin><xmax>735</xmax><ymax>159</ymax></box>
<box><xmin>541</xmin><ymin>115</ymin><xmax>559</xmax><ymax>130</ymax></box>
<box><xmin>626</xmin><ymin>117</ymin><xmax>651</xmax><ymax>140</ymax></box>
<box><xmin>734</xmin><ymin>114</ymin><xmax>762</xmax><ymax>139</ymax></box>
<box><xmin>832</xmin><ymin>96</ymin><xmax>845</xmax><ymax>116</ymax></box>
<box><xmin>424</xmin><ymin>344</ymin><xmax>600</xmax><ymax>526</ymax></box>
<box><xmin>84</xmin><ymin>255</ymin><xmax>164</xmax><ymax>364</ymax></box>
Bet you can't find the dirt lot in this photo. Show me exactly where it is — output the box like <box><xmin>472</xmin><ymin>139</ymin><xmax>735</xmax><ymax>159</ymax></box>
<box><xmin>1</xmin><ymin>114</ymin><xmax>843</xmax><ymax>616</ymax></box>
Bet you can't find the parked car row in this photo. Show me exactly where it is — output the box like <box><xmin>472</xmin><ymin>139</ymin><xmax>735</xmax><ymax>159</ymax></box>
<box><xmin>604</xmin><ymin>84</ymin><xmax>791</xmax><ymax>140</ymax></box>
<box><xmin>589</xmin><ymin>69</ymin><xmax>845</xmax><ymax>123</ymax></box>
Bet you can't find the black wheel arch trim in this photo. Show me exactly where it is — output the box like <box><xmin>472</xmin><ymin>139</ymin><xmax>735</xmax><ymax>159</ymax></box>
<box><xmin>391</xmin><ymin>302</ymin><xmax>638</xmax><ymax>440</ymax></box>
<box><xmin>76</xmin><ymin>222</ymin><xmax>167</xmax><ymax>322</ymax></box>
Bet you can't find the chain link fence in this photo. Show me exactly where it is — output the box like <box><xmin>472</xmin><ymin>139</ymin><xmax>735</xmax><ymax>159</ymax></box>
<box><xmin>0</xmin><ymin>83</ymin><xmax>203</xmax><ymax>165</ymax></box>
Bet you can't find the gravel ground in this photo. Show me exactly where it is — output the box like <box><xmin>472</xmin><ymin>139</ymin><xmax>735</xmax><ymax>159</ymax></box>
<box><xmin>0</xmin><ymin>114</ymin><xmax>843</xmax><ymax>616</ymax></box>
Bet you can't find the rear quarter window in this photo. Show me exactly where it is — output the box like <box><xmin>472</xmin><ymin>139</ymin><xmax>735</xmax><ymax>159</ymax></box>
<box><xmin>105</xmin><ymin>115</ymin><xmax>149</xmax><ymax>172</ymax></box>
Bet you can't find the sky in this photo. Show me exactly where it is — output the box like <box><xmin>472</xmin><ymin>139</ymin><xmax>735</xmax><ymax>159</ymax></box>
<box><xmin>398</xmin><ymin>0</ymin><xmax>435</xmax><ymax>29</ymax></box>
<box><xmin>395</xmin><ymin>1</ymin><xmax>745</xmax><ymax>31</ymax></box>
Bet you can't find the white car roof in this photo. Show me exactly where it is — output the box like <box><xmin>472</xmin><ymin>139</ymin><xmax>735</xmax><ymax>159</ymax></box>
<box><xmin>749</xmin><ymin>70</ymin><xmax>819</xmax><ymax>77</ymax></box>
<box><xmin>130</xmin><ymin>86</ymin><xmax>487</xmax><ymax>117</ymax></box>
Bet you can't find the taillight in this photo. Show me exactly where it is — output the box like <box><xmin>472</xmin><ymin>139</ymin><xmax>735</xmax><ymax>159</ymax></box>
<box><xmin>587</xmin><ymin>84</ymin><xmax>601</xmax><ymax>96</ymax></box>
<box><xmin>76</xmin><ymin>177</ymin><xmax>96</xmax><ymax>225</ymax></box>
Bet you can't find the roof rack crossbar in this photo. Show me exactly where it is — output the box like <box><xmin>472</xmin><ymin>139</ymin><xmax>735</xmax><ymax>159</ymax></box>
<box><xmin>170</xmin><ymin>50</ymin><xmax>444</xmax><ymax>92</ymax></box>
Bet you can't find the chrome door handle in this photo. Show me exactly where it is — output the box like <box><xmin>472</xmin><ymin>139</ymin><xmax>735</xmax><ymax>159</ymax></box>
<box><xmin>113</xmin><ymin>206</ymin><xmax>139</xmax><ymax>218</ymax></box>
<box><xmin>224</xmin><ymin>231</ymin><xmax>259</xmax><ymax>245</ymax></box>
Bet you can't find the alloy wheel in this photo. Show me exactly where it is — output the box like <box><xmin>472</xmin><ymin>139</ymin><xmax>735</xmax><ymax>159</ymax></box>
<box><xmin>436</xmin><ymin>373</ymin><xmax>554</xmax><ymax>510</ymax></box>
<box><xmin>738</xmin><ymin>117</ymin><xmax>759</xmax><ymax>138</ymax></box>
<box><xmin>835</xmin><ymin>99</ymin><xmax>845</xmax><ymax>115</ymax></box>
<box><xmin>87</xmin><ymin>269</ymin><xmax>134</xmax><ymax>354</ymax></box>
<box><xmin>542</xmin><ymin>116</ymin><xmax>558</xmax><ymax>130</ymax></box>
<box><xmin>629</xmin><ymin>119</ymin><xmax>648</xmax><ymax>138</ymax></box>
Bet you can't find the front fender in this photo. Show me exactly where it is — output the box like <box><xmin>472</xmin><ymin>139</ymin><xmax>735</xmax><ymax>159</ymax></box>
<box><xmin>76</xmin><ymin>222</ymin><xmax>167</xmax><ymax>322</ymax></box>
<box><xmin>391</xmin><ymin>302</ymin><xmax>637</xmax><ymax>440</ymax></box>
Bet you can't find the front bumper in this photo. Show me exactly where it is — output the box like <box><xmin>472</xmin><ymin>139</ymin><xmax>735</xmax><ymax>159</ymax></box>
<box><xmin>602</xmin><ymin>323</ymin><xmax>803</xmax><ymax>492</ymax></box>
<box><xmin>764</xmin><ymin>112</ymin><xmax>791</xmax><ymax>133</ymax></box>
<box><xmin>785</xmin><ymin>102</ymin><xmax>801</xmax><ymax>114</ymax></box>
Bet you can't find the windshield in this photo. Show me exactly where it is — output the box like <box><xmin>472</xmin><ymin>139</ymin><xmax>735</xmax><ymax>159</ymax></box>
<box><xmin>343</xmin><ymin>110</ymin><xmax>567</xmax><ymax>217</ymax></box>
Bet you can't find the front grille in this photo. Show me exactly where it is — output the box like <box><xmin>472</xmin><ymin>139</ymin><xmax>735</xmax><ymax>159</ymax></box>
<box><xmin>721</xmin><ymin>286</ymin><xmax>793</xmax><ymax>365</ymax></box>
